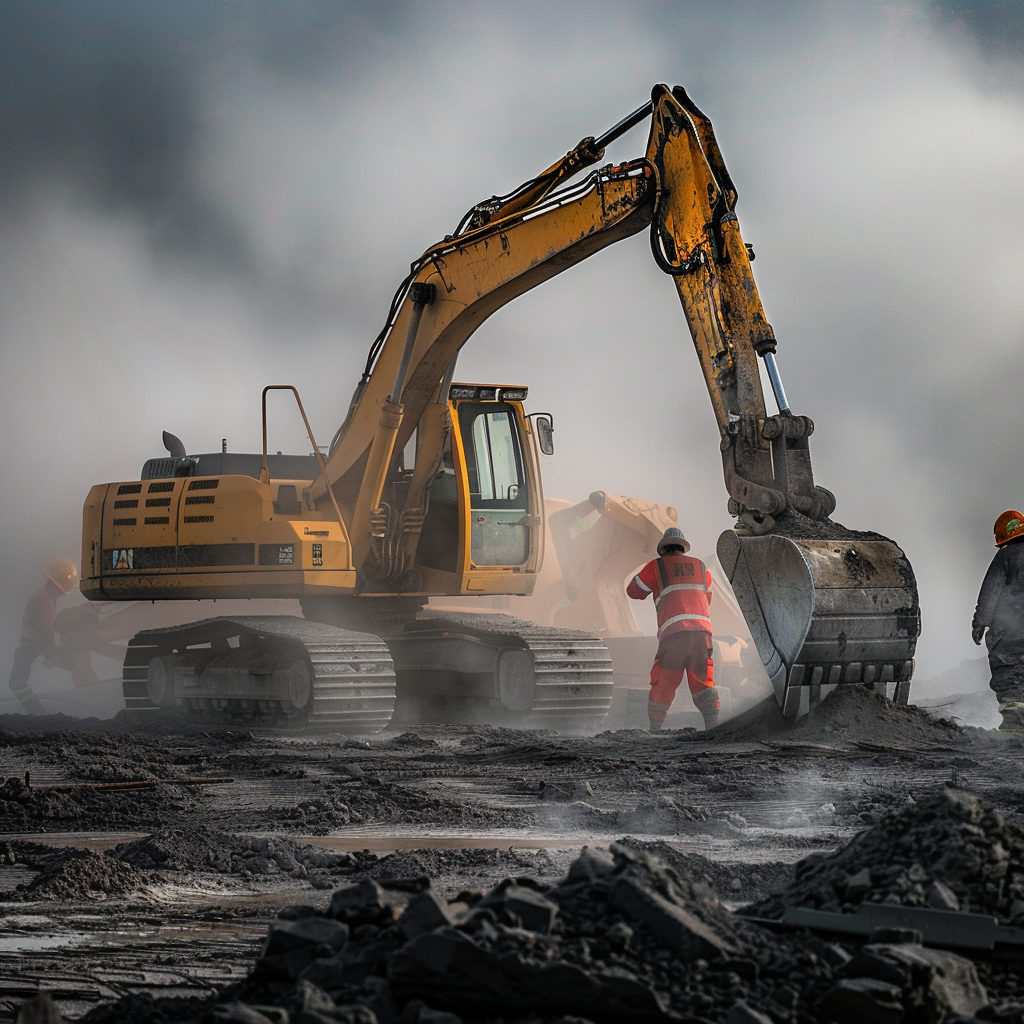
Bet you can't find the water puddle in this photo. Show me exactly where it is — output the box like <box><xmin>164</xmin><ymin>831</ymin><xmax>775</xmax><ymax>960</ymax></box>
<box><xmin>0</xmin><ymin>933</ymin><xmax>85</xmax><ymax>952</ymax></box>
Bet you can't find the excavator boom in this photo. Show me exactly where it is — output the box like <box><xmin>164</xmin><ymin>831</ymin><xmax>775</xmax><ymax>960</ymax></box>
<box><xmin>638</xmin><ymin>86</ymin><xmax>921</xmax><ymax>712</ymax></box>
<box><xmin>322</xmin><ymin>84</ymin><xmax>920</xmax><ymax>715</ymax></box>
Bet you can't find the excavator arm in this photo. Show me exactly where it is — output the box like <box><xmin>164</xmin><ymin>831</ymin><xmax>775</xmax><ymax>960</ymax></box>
<box><xmin>310</xmin><ymin>84</ymin><xmax>920</xmax><ymax>715</ymax></box>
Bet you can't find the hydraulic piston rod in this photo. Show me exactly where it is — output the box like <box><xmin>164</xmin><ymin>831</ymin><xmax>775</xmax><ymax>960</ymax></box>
<box><xmin>762</xmin><ymin>351</ymin><xmax>790</xmax><ymax>414</ymax></box>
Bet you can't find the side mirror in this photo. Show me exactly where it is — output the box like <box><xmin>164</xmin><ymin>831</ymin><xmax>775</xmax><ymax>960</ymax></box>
<box><xmin>531</xmin><ymin>413</ymin><xmax>555</xmax><ymax>456</ymax></box>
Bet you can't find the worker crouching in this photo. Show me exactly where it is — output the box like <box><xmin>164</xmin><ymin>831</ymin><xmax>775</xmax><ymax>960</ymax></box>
<box><xmin>627</xmin><ymin>528</ymin><xmax>719</xmax><ymax>732</ymax></box>
<box><xmin>6</xmin><ymin>557</ymin><xmax>78</xmax><ymax>715</ymax></box>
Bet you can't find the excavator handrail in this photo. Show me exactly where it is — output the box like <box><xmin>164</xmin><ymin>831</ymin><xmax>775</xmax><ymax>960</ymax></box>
<box><xmin>261</xmin><ymin>385</ymin><xmax>348</xmax><ymax>544</ymax></box>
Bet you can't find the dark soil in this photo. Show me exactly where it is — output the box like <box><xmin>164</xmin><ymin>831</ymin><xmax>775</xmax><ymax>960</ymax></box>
<box><xmin>73</xmin><ymin>840</ymin><xmax>1017</xmax><ymax>1024</ymax></box>
<box><xmin>2</xmin><ymin>686</ymin><xmax>1024</xmax><ymax>1022</ymax></box>
<box><xmin>712</xmin><ymin>686</ymin><xmax>965</xmax><ymax>748</ymax></box>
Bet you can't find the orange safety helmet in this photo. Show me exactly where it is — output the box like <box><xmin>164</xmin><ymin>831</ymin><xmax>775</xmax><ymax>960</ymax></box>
<box><xmin>994</xmin><ymin>511</ymin><xmax>1024</xmax><ymax>547</ymax></box>
<box><xmin>44</xmin><ymin>557</ymin><xmax>79</xmax><ymax>594</ymax></box>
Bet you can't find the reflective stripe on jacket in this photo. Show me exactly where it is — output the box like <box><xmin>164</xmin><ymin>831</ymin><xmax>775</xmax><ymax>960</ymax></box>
<box><xmin>626</xmin><ymin>553</ymin><xmax>713</xmax><ymax>638</ymax></box>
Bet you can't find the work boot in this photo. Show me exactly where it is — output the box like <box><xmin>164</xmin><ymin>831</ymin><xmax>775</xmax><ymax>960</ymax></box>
<box><xmin>648</xmin><ymin>698</ymin><xmax>670</xmax><ymax>732</ymax></box>
<box><xmin>997</xmin><ymin>700</ymin><xmax>1024</xmax><ymax>733</ymax></box>
<box><xmin>692</xmin><ymin>688</ymin><xmax>720</xmax><ymax>731</ymax></box>
<box><xmin>9</xmin><ymin>684</ymin><xmax>44</xmax><ymax>716</ymax></box>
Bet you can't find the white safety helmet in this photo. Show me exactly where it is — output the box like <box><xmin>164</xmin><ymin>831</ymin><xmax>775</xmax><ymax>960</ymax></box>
<box><xmin>657</xmin><ymin>527</ymin><xmax>690</xmax><ymax>556</ymax></box>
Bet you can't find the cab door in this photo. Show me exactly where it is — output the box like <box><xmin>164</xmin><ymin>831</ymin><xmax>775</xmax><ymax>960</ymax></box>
<box><xmin>457</xmin><ymin>402</ymin><xmax>531</xmax><ymax>566</ymax></box>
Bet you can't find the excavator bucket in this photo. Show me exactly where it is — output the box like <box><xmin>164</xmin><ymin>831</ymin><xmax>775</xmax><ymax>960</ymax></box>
<box><xmin>717</xmin><ymin>522</ymin><xmax>921</xmax><ymax>717</ymax></box>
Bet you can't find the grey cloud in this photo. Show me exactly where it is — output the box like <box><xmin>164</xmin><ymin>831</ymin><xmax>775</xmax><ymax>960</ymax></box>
<box><xmin>2</xmin><ymin>0</ymin><xmax>1022</xmax><ymax>687</ymax></box>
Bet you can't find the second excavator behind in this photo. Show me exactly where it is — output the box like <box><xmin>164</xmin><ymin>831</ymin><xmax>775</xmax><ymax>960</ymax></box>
<box><xmin>80</xmin><ymin>84</ymin><xmax>921</xmax><ymax>729</ymax></box>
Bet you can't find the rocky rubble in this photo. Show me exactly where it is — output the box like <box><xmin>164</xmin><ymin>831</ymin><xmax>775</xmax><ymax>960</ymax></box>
<box><xmin>747</xmin><ymin>787</ymin><xmax>1024</xmax><ymax>925</ymax></box>
<box><xmin>70</xmin><ymin>843</ymin><xmax>1003</xmax><ymax>1024</ymax></box>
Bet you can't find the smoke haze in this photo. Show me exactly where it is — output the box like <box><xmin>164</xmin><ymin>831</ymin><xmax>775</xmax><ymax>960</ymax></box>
<box><xmin>3</xmin><ymin>0</ymin><xmax>1024</xmax><ymax>706</ymax></box>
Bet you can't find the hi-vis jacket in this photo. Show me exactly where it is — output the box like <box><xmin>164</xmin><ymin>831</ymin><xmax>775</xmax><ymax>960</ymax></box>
<box><xmin>626</xmin><ymin>553</ymin><xmax>713</xmax><ymax>639</ymax></box>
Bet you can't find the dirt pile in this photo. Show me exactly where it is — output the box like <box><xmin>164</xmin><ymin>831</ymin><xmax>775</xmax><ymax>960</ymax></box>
<box><xmin>74</xmin><ymin>844</ymin><xmax>999</xmax><ymax>1024</ymax></box>
<box><xmin>713</xmin><ymin>686</ymin><xmax>964</xmax><ymax>748</ymax></box>
<box><xmin>360</xmin><ymin>846</ymin><xmax>560</xmax><ymax>897</ymax></box>
<box><xmin>0</xmin><ymin>774</ymin><xmax>196</xmax><ymax>831</ymax></box>
<box><xmin>621</xmin><ymin>839</ymin><xmax>795</xmax><ymax>905</ymax></box>
<box><xmin>17</xmin><ymin>848</ymin><xmax>156</xmax><ymax>900</ymax></box>
<box><xmin>749</xmin><ymin>787</ymin><xmax>1024</xmax><ymax>924</ymax></box>
<box><xmin>113</xmin><ymin>828</ymin><xmax>369</xmax><ymax>888</ymax></box>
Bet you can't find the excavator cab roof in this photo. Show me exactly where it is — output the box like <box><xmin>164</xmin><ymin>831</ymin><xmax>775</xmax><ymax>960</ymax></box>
<box><xmin>447</xmin><ymin>383</ymin><xmax>528</xmax><ymax>402</ymax></box>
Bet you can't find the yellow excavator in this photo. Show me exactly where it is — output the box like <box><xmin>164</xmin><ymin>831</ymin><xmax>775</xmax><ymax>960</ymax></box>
<box><xmin>81</xmin><ymin>84</ymin><xmax>920</xmax><ymax>730</ymax></box>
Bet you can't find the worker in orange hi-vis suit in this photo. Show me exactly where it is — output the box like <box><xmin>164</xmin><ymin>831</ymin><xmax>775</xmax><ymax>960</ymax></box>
<box><xmin>626</xmin><ymin>528</ymin><xmax>719</xmax><ymax>732</ymax></box>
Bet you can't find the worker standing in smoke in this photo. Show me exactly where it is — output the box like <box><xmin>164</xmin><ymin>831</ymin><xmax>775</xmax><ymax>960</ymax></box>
<box><xmin>6</xmin><ymin>558</ymin><xmax>79</xmax><ymax>715</ymax></box>
<box><xmin>627</xmin><ymin>528</ymin><xmax>719</xmax><ymax>732</ymax></box>
<box><xmin>973</xmin><ymin>511</ymin><xmax>1024</xmax><ymax>732</ymax></box>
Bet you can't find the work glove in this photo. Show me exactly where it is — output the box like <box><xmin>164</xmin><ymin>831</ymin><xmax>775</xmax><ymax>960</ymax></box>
<box><xmin>972</xmin><ymin>622</ymin><xmax>986</xmax><ymax>645</ymax></box>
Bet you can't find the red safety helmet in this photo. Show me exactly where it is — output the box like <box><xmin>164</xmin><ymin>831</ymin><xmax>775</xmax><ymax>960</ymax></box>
<box><xmin>994</xmin><ymin>511</ymin><xmax>1024</xmax><ymax>547</ymax></box>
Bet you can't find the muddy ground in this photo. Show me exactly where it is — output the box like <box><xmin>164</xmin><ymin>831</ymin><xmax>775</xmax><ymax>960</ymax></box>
<box><xmin>1</xmin><ymin>689</ymin><xmax>1023</xmax><ymax>1022</ymax></box>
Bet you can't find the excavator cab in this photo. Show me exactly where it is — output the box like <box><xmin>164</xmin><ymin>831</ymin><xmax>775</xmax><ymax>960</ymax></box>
<box><xmin>417</xmin><ymin>384</ymin><xmax>542</xmax><ymax>583</ymax></box>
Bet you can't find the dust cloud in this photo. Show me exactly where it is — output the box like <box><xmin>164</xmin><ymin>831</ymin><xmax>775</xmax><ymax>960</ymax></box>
<box><xmin>2</xmin><ymin>1</ymin><xmax>1023</xmax><ymax>711</ymax></box>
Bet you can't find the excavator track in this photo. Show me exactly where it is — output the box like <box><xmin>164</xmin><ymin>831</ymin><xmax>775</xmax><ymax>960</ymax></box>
<box><xmin>122</xmin><ymin>616</ymin><xmax>396</xmax><ymax>734</ymax></box>
<box><xmin>390</xmin><ymin>613</ymin><xmax>615</xmax><ymax>728</ymax></box>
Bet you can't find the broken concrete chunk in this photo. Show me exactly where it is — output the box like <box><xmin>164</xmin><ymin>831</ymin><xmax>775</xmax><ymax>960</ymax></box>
<box><xmin>841</xmin><ymin>948</ymin><xmax>909</xmax><ymax>988</ymax></box>
<box><xmin>925</xmin><ymin>879</ymin><xmax>960</xmax><ymax>911</ymax></box>
<box><xmin>816</xmin><ymin>978</ymin><xmax>904</xmax><ymax>1024</ymax></box>
<box><xmin>565</xmin><ymin>846</ymin><xmax>616</xmax><ymax>885</ymax></box>
<box><xmin>330</xmin><ymin>1004</ymin><xmax>378</xmax><ymax>1024</ymax></box>
<box><xmin>212</xmin><ymin>1003</ymin><xmax>278</xmax><ymax>1024</ymax></box>
<box><xmin>264</xmin><ymin>917</ymin><xmax>350</xmax><ymax>955</ymax></box>
<box><xmin>292</xmin><ymin>1011</ymin><xmax>336</xmax><ymax>1024</ymax></box>
<box><xmin>401</xmin><ymin>1001</ymin><xmax>463</xmax><ymax>1024</ymax></box>
<box><xmin>249</xmin><ymin>1009</ymin><xmax>289</xmax><ymax>1024</ymax></box>
<box><xmin>259</xmin><ymin>918</ymin><xmax>350</xmax><ymax>980</ymax></box>
<box><xmin>480</xmin><ymin>883</ymin><xmax>558</xmax><ymax>933</ymax></box>
<box><xmin>608</xmin><ymin>876</ymin><xmax>734</xmax><ymax>957</ymax></box>
<box><xmin>871</xmin><ymin>943</ymin><xmax>988</xmax><ymax>1017</ymax></box>
<box><xmin>399</xmin><ymin>889</ymin><xmax>455</xmax><ymax>939</ymax></box>
<box><xmin>329</xmin><ymin>879</ymin><xmax>406</xmax><ymax>925</ymax></box>
<box><xmin>297</xmin><ymin>954</ymin><xmax>347</xmax><ymax>992</ymax></box>
<box><xmin>726</xmin><ymin>1000</ymin><xmax>775</xmax><ymax>1024</ymax></box>
<box><xmin>296</xmin><ymin>979</ymin><xmax>335</xmax><ymax>1014</ymax></box>
<box><xmin>390</xmin><ymin>928</ymin><xmax>668</xmax><ymax>1021</ymax></box>
<box><xmin>844</xmin><ymin>867</ymin><xmax>873</xmax><ymax>901</ymax></box>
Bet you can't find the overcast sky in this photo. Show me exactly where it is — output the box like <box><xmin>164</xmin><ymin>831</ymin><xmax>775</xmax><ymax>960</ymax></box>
<box><xmin>2</xmin><ymin>0</ymin><xmax>1024</xmax><ymax>688</ymax></box>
